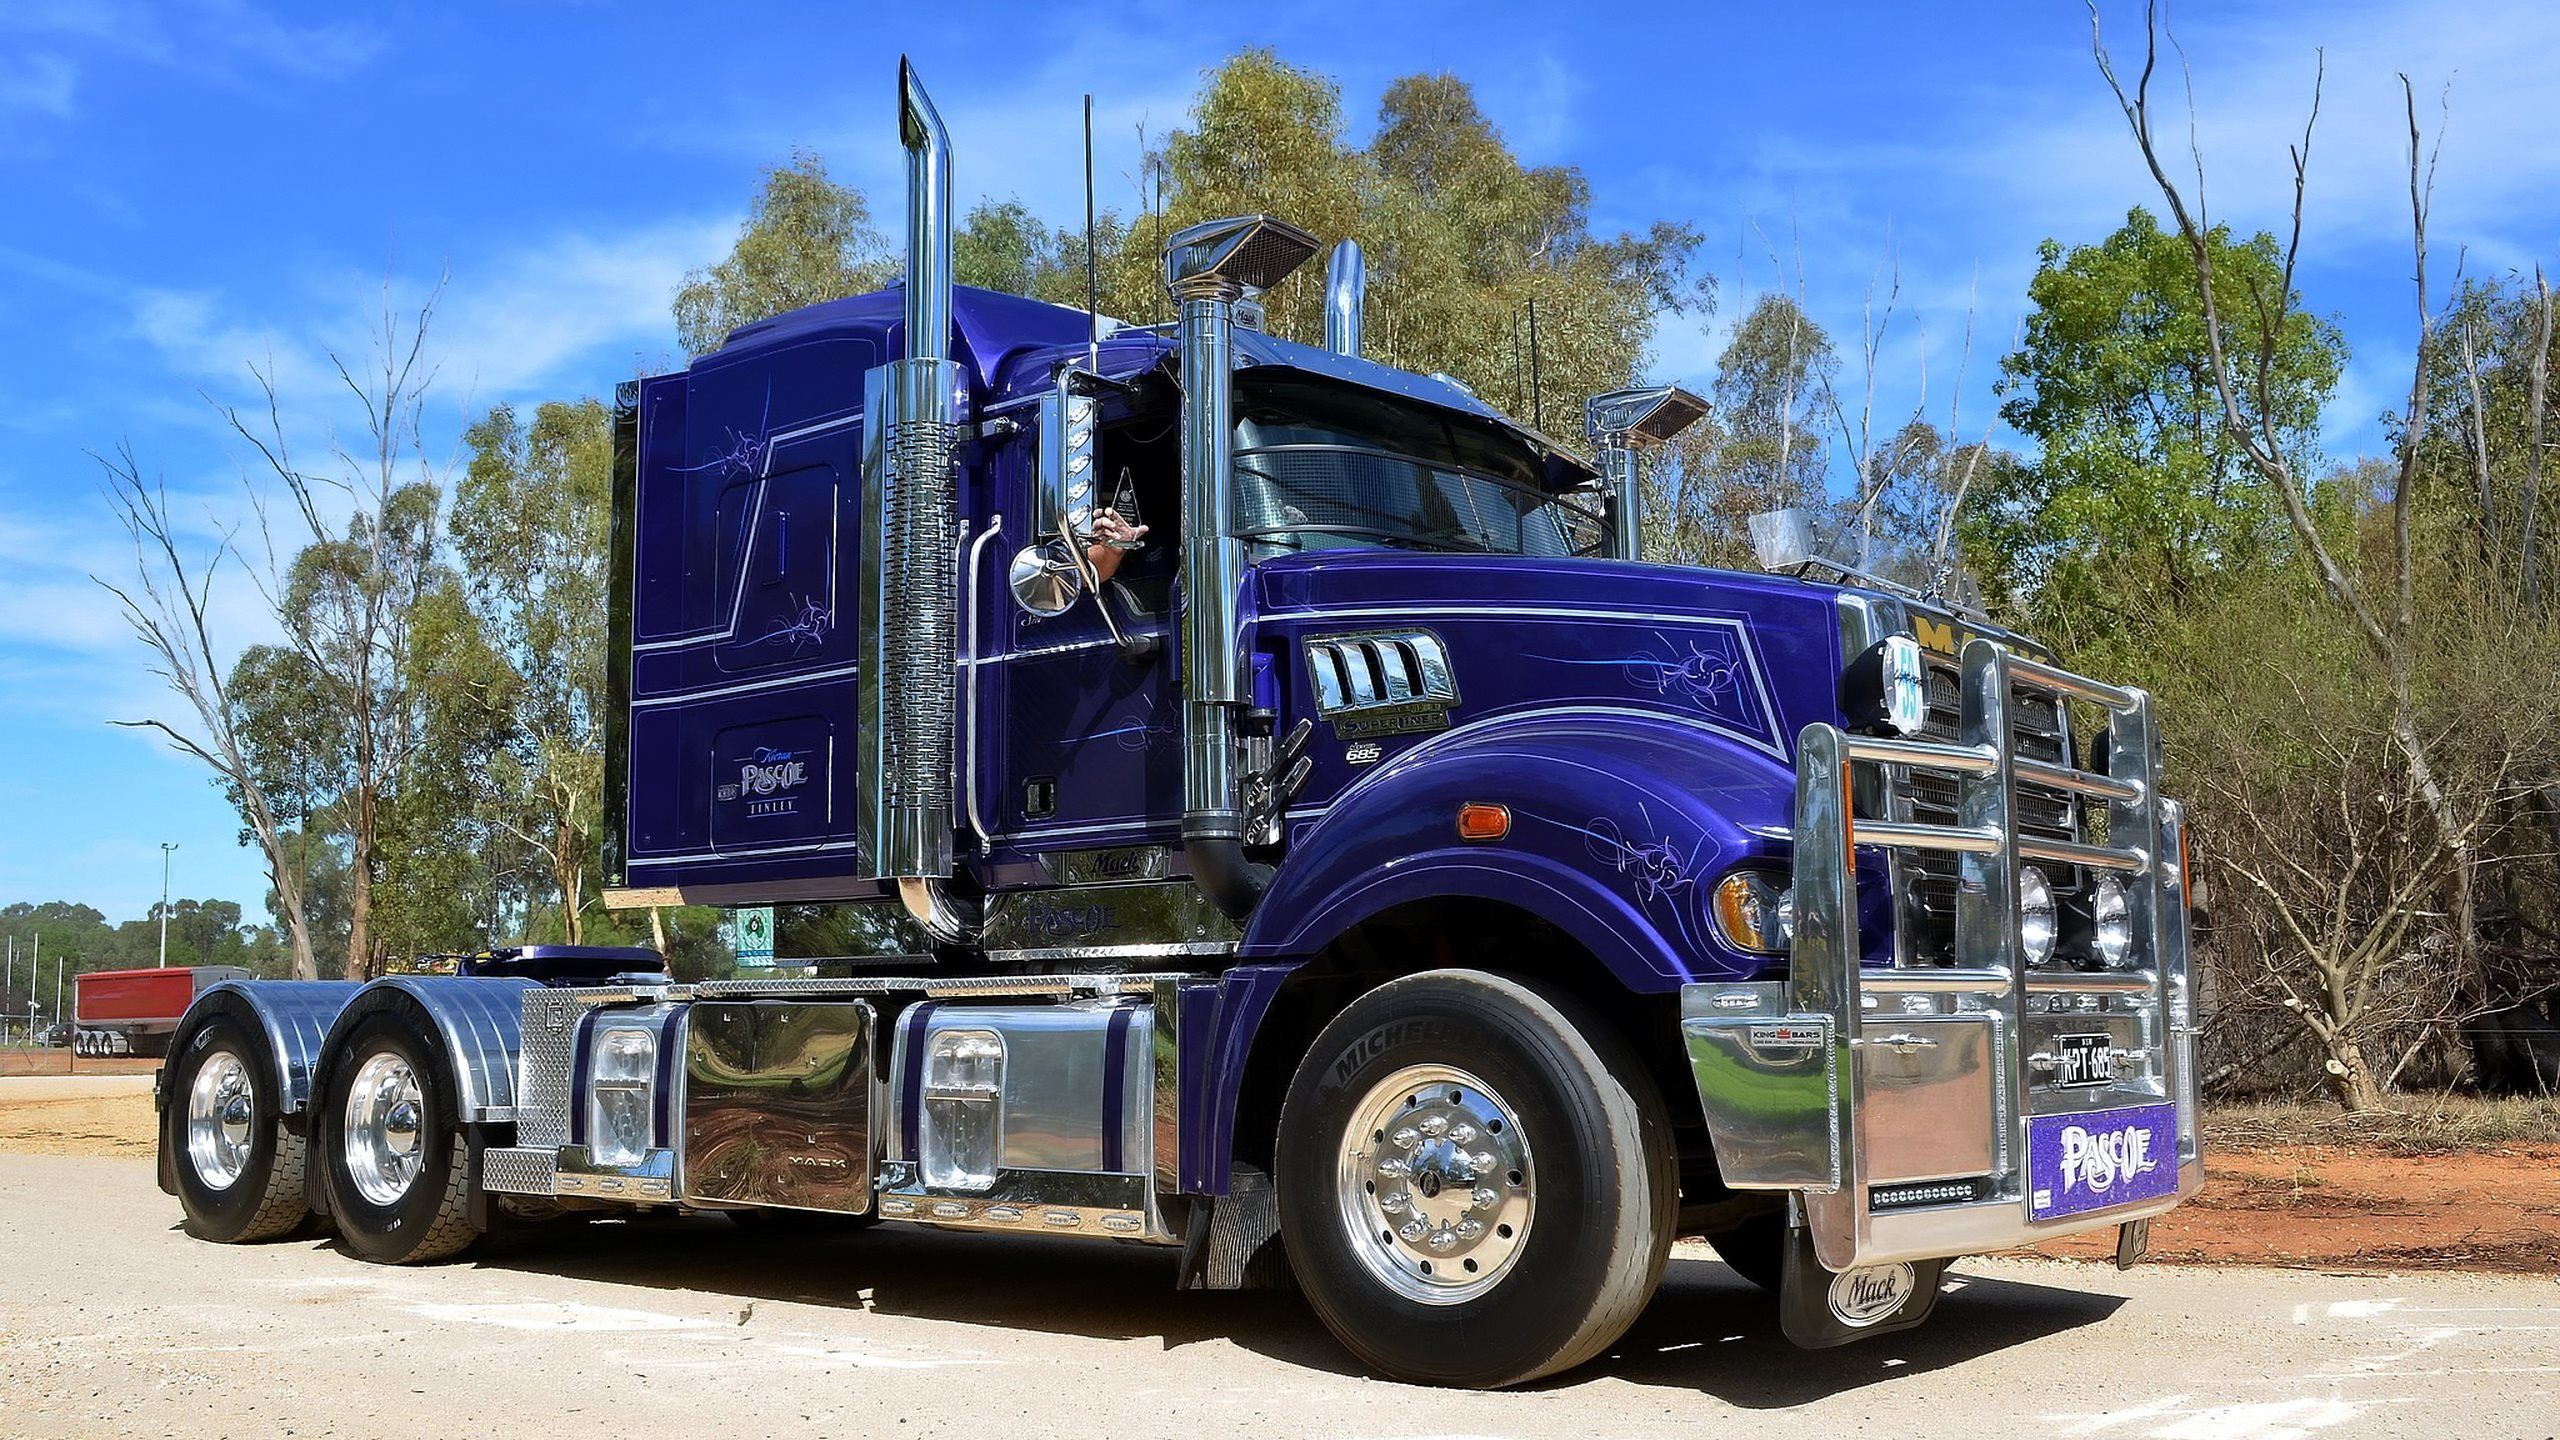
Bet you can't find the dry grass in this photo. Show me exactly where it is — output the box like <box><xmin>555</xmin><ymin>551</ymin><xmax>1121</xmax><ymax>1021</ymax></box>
<box><xmin>2207</xmin><ymin>1093</ymin><xmax>2560</xmax><ymax>1155</ymax></box>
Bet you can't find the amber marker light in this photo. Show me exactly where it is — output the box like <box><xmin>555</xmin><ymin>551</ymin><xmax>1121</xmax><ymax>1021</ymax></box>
<box><xmin>1841</xmin><ymin>764</ymin><xmax>1856</xmax><ymax>859</ymax></box>
<box><xmin>1455</xmin><ymin>803</ymin><xmax>1511</xmax><ymax>842</ymax></box>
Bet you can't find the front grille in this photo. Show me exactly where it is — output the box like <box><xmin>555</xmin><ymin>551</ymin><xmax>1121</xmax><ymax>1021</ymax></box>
<box><xmin>1893</xmin><ymin>664</ymin><xmax>2081</xmax><ymax>964</ymax></box>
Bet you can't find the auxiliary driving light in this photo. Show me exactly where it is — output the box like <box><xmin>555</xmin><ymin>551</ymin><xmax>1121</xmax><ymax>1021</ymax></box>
<box><xmin>1841</xmin><ymin>634</ymin><xmax>1929</xmax><ymax>737</ymax></box>
<box><xmin>2017</xmin><ymin>866</ymin><xmax>2058</xmax><ymax>967</ymax></box>
<box><xmin>2092</xmin><ymin>875</ymin><xmax>2134</xmax><ymax>969</ymax></box>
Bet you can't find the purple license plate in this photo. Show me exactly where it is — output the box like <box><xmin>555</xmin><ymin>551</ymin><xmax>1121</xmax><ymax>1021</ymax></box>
<box><xmin>2027</xmin><ymin>1103</ymin><xmax>2179</xmax><ymax>1220</ymax></box>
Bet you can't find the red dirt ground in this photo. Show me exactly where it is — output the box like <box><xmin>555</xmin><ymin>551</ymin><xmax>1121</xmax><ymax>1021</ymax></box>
<box><xmin>2017</xmin><ymin>1143</ymin><xmax>2560</xmax><ymax>1274</ymax></box>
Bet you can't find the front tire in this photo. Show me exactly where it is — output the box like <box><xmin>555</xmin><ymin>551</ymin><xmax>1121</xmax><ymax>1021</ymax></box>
<box><xmin>319</xmin><ymin>1011</ymin><xmax>475</xmax><ymax>1264</ymax></box>
<box><xmin>163</xmin><ymin>1013</ymin><xmax>308</xmax><ymax>1243</ymax></box>
<box><xmin>1275</xmin><ymin>971</ymin><xmax>1676</xmax><ymax>1388</ymax></box>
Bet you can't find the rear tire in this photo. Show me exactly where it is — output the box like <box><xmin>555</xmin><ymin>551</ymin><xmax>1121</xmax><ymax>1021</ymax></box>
<box><xmin>163</xmin><ymin>1013</ymin><xmax>308</xmax><ymax>1243</ymax></box>
<box><xmin>320</xmin><ymin>1011</ymin><xmax>476</xmax><ymax>1264</ymax></box>
<box><xmin>1275</xmin><ymin>971</ymin><xmax>1676</xmax><ymax>1389</ymax></box>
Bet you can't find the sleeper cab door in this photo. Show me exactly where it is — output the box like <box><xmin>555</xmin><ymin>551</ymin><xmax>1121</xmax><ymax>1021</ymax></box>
<box><xmin>625</xmin><ymin>343</ymin><xmax>873</xmax><ymax>887</ymax></box>
<box><xmin>985</xmin><ymin>399</ymin><xmax>1181</xmax><ymax>844</ymax></box>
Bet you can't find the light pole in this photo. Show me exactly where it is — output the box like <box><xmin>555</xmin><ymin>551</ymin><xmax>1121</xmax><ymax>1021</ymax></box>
<box><xmin>159</xmin><ymin>841</ymin><xmax>179</xmax><ymax>969</ymax></box>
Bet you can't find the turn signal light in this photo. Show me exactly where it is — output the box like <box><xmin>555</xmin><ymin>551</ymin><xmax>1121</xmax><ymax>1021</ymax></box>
<box><xmin>1455</xmin><ymin>803</ymin><xmax>1511</xmax><ymax>842</ymax></box>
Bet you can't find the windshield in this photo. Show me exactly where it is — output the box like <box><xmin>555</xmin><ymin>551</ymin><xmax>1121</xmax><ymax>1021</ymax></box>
<box><xmin>1233</xmin><ymin>374</ymin><xmax>1605</xmax><ymax>559</ymax></box>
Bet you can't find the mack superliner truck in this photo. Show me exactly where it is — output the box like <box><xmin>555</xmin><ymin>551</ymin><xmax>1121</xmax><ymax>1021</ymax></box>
<box><xmin>151</xmin><ymin>61</ymin><xmax>2201</xmax><ymax>1388</ymax></box>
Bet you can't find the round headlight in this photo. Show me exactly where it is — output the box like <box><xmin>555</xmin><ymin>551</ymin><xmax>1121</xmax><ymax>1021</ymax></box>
<box><xmin>1711</xmin><ymin>871</ymin><xmax>1793</xmax><ymax>954</ymax></box>
<box><xmin>2092</xmin><ymin>875</ymin><xmax>2133</xmax><ymax>968</ymax></box>
<box><xmin>2017</xmin><ymin>866</ymin><xmax>2057</xmax><ymax>967</ymax></box>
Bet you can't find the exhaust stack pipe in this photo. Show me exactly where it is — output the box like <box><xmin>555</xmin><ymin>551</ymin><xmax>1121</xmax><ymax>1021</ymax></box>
<box><xmin>1163</xmin><ymin>215</ymin><xmax>1321</xmax><ymax>919</ymax></box>
<box><xmin>862</xmin><ymin>58</ymin><xmax>975</xmax><ymax>942</ymax></box>
<box><xmin>1323</xmin><ymin>239</ymin><xmax>1364</xmax><ymax>358</ymax></box>
<box><xmin>1585</xmin><ymin>385</ymin><xmax>1708</xmax><ymax>561</ymax></box>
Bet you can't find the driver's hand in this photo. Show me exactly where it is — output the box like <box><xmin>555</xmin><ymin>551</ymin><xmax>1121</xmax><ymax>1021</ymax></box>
<box><xmin>1084</xmin><ymin>507</ymin><xmax>1149</xmax><ymax>583</ymax></box>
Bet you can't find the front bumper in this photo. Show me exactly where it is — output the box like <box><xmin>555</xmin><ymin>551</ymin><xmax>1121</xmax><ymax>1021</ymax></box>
<box><xmin>1682</xmin><ymin>639</ymin><xmax>2202</xmax><ymax>1271</ymax></box>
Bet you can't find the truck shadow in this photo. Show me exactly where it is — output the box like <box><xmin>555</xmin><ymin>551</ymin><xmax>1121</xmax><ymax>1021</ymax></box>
<box><xmin>1574</xmin><ymin>1258</ymin><xmax>2129</xmax><ymax>1404</ymax></box>
<box><xmin>471</xmin><ymin>1215</ymin><xmax>2123</xmax><ymax>1399</ymax></box>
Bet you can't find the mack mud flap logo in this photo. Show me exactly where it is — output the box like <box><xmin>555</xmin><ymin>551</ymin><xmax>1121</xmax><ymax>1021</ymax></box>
<box><xmin>2027</xmin><ymin>1103</ymin><xmax>2179</xmax><ymax>1219</ymax></box>
<box><xmin>1827</xmin><ymin>1262</ymin><xmax>1917</xmax><ymax>1327</ymax></box>
<box><xmin>716</xmin><ymin>747</ymin><xmax>811</xmax><ymax>818</ymax></box>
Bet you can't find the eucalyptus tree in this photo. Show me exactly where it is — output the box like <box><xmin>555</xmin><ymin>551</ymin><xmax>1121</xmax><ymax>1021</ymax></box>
<box><xmin>674</xmin><ymin>150</ymin><xmax>897</xmax><ymax>357</ymax></box>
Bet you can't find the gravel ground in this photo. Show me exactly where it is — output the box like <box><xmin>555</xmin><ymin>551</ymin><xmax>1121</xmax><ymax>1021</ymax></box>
<box><xmin>3</xmin><ymin>1144</ymin><xmax>2555</xmax><ymax>1439</ymax></box>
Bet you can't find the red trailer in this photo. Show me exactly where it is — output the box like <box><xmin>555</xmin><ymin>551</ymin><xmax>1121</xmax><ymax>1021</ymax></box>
<box><xmin>73</xmin><ymin>967</ymin><xmax>247</xmax><ymax>1058</ymax></box>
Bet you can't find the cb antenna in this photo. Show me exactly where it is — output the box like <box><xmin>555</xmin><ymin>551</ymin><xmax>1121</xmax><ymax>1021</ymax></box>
<box><xmin>1084</xmin><ymin>93</ymin><xmax>1100</xmax><ymax>370</ymax></box>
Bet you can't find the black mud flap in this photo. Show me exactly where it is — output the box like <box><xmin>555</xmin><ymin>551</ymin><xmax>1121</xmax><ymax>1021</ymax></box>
<box><xmin>1777</xmin><ymin>1222</ymin><xmax>1948</xmax><ymax>1349</ymax></box>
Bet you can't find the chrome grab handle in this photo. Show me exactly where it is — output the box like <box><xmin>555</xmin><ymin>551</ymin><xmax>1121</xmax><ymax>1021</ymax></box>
<box><xmin>1864</xmin><ymin>1033</ymin><xmax>1940</xmax><ymax>1052</ymax></box>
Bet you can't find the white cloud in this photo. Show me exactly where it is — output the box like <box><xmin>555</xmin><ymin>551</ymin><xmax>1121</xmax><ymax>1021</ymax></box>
<box><xmin>0</xmin><ymin>0</ymin><xmax>381</xmax><ymax>93</ymax></box>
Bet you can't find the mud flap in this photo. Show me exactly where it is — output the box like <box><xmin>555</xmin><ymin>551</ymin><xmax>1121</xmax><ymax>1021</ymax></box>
<box><xmin>1777</xmin><ymin>1221</ymin><xmax>1948</xmax><ymax>1349</ymax></box>
<box><xmin>1179</xmin><ymin>1165</ymin><xmax>1293</xmax><ymax>1291</ymax></box>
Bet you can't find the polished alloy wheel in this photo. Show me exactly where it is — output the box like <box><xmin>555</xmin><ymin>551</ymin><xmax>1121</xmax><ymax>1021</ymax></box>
<box><xmin>185</xmin><ymin>1049</ymin><xmax>256</xmax><ymax>1190</ymax></box>
<box><xmin>342</xmin><ymin>1051</ymin><xmax>426</xmax><ymax>1206</ymax></box>
<box><xmin>1334</xmin><ymin>1063</ymin><xmax>1535</xmax><ymax>1305</ymax></box>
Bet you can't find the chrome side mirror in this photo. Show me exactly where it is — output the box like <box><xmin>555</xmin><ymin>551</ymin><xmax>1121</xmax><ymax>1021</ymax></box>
<box><xmin>1009</xmin><ymin>371</ymin><xmax>1101</xmax><ymax>617</ymax></box>
<box><xmin>1008</xmin><ymin>541</ymin><xmax>1081</xmax><ymax>617</ymax></box>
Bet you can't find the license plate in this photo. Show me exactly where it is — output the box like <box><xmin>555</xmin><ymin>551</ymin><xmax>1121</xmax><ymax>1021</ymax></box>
<box><xmin>2055</xmin><ymin>1033</ymin><xmax>2115</xmax><ymax>1087</ymax></box>
<box><xmin>2028</xmin><ymin>1103</ymin><xmax>2179</xmax><ymax>1220</ymax></box>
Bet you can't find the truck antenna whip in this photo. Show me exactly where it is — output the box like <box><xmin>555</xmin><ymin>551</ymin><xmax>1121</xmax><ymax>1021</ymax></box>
<box><xmin>1084</xmin><ymin>93</ymin><xmax>1099</xmax><ymax>370</ymax></box>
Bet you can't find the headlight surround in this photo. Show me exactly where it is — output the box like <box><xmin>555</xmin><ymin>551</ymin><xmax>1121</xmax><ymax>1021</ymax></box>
<box><xmin>2017</xmin><ymin>865</ymin><xmax>2058</xmax><ymax>967</ymax></box>
<box><xmin>2091</xmin><ymin>874</ymin><xmax>2134</xmax><ymax>968</ymax></box>
<box><xmin>585</xmin><ymin>1022</ymin><xmax>660</xmax><ymax>1168</ymax></box>
<box><xmin>1710</xmin><ymin>870</ymin><xmax>1794</xmax><ymax>953</ymax></box>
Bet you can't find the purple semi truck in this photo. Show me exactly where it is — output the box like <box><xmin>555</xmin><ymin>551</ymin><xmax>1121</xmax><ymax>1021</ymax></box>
<box><xmin>152</xmin><ymin>61</ymin><xmax>2201</xmax><ymax>1387</ymax></box>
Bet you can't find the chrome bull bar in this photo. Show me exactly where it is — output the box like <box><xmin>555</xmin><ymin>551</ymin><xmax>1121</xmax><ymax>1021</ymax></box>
<box><xmin>1683</xmin><ymin>637</ymin><xmax>2201</xmax><ymax>1272</ymax></box>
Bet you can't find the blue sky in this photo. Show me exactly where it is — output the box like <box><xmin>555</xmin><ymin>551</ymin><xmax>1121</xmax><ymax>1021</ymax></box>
<box><xmin>5</xmin><ymin>0</ymin><xmax>2558</xmax><ymax>927</ymax></box>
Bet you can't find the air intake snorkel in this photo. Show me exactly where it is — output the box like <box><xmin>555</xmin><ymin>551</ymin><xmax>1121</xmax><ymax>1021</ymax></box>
<box><xmin>1584</xmin><ymin>384</ymin><xmax>1708</xmax><ymax>561</ymax></box>
<box><xmin>1163</xmin><ymin>215</ymin><xmax>1321</xmax><ymax>920</ymax></box>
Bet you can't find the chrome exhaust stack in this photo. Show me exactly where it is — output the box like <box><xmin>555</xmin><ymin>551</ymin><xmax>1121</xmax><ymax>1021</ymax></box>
<box><xmin>1585</xmin><ymin>384</ymin><xmax>1708</xmax><ymax>561</ymax></box>
<box><xmin>1163</xmin><ymin>215</ymin><xmax>1320</xmax><ymax>919</ymax></box>
<box><xmin>1323</xmin><ymin>239</ymin><xmax>1364</xmax><ymax>358</ymax></box>
<box><xmin>862</xmin><ymin>57</ymin><xmax>975</xmax><ymax>941</ymax></box>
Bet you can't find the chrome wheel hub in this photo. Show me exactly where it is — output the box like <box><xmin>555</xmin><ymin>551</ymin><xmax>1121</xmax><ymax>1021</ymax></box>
<box><xmin>1336</xmin><ymin>1064</ymin><xmax>1534</xmax><ymax>1305</ymax></box>
<box><xmin>185</xmin><ymin>1050</ymin><xmax>256</xmax><ymax>1190</ymax></box>
<box><xmin>344</xmin><ymin>1052</ymin><xmax>426</xmax><ymax>1207</ymax></box>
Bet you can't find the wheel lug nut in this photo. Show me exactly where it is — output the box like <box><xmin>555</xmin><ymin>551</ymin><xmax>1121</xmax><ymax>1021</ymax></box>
<box><xmin>1470</xmin><ymin>1151</ymin><xmax>1496</xmax><ymax>1172</ymax></box>
<box><xmin>1455</xmin><ymin>1219</ymin><xmax>1485</xmax><ymax>1240</ymax></box>
<box><xmin>1378</xmin><ymin>1191</ymin><xmax>1409</xmax><ymax>1215</ymax></box>
<box><xmin>1448</xmin><ymin>1123</ymin><xmax>1477</xmax><ymax>1144</ymax></box>
<box><xmin>1398</xmin><ymin>1219</ymin><xmax>1426</xmax><ymax>1242</ymax></box>
<box><xmin>1377</xmin><ymin>1158</ymin><xmax>1409</xmax><ymax>1178</ymax></box>
<box><xmin>1426</xmin><ymin>1226</ymin><xmax>1457</xmax><ymax>1251</ymax></box>
<box><xmin>1390</xmin><ymin>1126</ymin><xmax>1420</xmax><ymax>1149</ymax></box>
<box><xmin>1419</xmin><ymin>1115</ymin><xmax>1449</xmax><ymax>1137</ymax></box>
<box><xmin>1471</xmin><ymin>1186</ymin><xmax>1498</xmax><ymax>1209</ymax></box>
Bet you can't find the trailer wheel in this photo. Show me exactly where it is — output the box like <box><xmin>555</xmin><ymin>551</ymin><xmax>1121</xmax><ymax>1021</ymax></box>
<box><xmin>1274</xmin><ymin>971</ymin><xmax>1675</xmax><ymax>1388</ymax></box>
<box><xmin>320</xmin><ymin>1011</ymin><xmax>476</xmax><ymax>1264</ymax></box>
<box><xmin>163</xmin><ymin>1013</ymin><xmax>309</xmax><ymax>1243</ymax></box>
